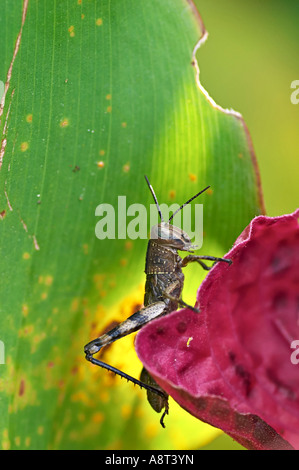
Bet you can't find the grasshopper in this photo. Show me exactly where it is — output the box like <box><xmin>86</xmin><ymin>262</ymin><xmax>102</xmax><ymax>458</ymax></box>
<box><xmin>84</xmin><ymin>176</ymin><xmax>231</xmax><ymax>427</ymax></box>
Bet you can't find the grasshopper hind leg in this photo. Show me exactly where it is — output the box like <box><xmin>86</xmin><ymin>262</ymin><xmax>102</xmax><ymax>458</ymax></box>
<box><xmin>85</xmin><ymin>355</ymin><xmax>169</xmax><ymax>427</ymax></box>
<box><xmin>84</xmin><ymin>300</ymin><xmax>169</xmax><ymax>427</ymax></box>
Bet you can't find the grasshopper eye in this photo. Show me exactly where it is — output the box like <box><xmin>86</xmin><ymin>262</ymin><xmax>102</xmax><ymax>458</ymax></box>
<box><xmin>181</xmin><ymin>232</ymin><xmax>191</xmax><ymax>243</ymax></box>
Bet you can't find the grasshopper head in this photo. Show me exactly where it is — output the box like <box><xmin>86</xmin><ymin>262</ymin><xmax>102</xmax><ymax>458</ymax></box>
<box><xmin>144</xmin><ymin>175</ymin><xmax>209</xmax><ymax>252</ymax></box>
<box><xmin>150</xmin><ymin>222</ymin><xmax>196</xmax><ymax>251</ymax></box>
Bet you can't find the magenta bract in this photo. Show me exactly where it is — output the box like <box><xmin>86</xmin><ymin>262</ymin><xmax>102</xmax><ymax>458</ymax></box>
<box><xmin>136</xmin><ymin>210</ymin><xmax>299</xmax><ymax>450</ymax></box>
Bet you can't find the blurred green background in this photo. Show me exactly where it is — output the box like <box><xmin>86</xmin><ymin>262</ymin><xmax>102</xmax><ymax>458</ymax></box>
<box><xmin>192</xmin><ymin>0</ymin><xmax>298</xmax><ymax>449</ymax></box>
<box><xmin>195</xmin><ymin>0</ymin><xmax>298</xmax><ymax>217</ymax></box>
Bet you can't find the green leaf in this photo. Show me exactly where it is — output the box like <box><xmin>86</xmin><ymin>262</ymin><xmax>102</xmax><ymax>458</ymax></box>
<box><xmin>0</xmin><ymin>0</ymin><xmax>263</xmax><ymax>450</ymax></box>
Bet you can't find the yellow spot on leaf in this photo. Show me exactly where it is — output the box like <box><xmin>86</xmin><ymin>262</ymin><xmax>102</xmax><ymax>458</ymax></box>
<box><xmin>99</xmin><ymin>149</ymin><xmax>105</xmax><ymax>156</ymax></box>
<box><xmin>18</xmin><ymin>324</ymin><xmax>34</xmax><ymax>337</ymax></box>
<box><xmin>20</xmin><ymin>142</ymin><xmax>29</xmax><ymax>152</ymax></box>
<box><xmin>71</xmin><ymin>391</ymin><xmax>89</xmax><ymax>405</ymax></box>
<box><xmin>39</xmin><ymin>275</ymin><xmax>53</xmax><ymax>286</ymax></box>
<box><xmin>96</xmin><ymin>18</ymin><xmax>103</xmax><ymax>26</ymax></box>
<box><xmin>81</xmin><ymin>14</ymin><xmax>85</xmax><ymax>19</ymax></box>
<box><xmin>188</xmin><ymin>173</ymin><xmax>197</xmax><ymax>182</ymax></box>
<box><xmin>2</xmin><ymin>441</ymin><xmax>10</xmax><ymax>450</ymax></box>
<box><xmin>25</xmin><ymin>436</ymin><xmax>31</xmax><ymax>447</ymax></box>
<box><xmin>60</xmin><ymin>118</ymin><xmax>69</xmax><ymax>128</ymax></box>
<box><xmin>2</xmin><ymin>429</ymin><xmax>10</xmax><ymax>449</ymax></box>
<box><xmin>26</xmin><ymin>114</ymin><xmax>33</xmax><ymax>123</ymax></box>
<box><xmin>121</xmin><ymin>122</ymin><xmax>127</xmax><ymax>128</ymax></box>
<box><xmin>169</xmin><ymin>189</ymin><xmax>176</xmax><ymax>200</ymax></box>
<box><xmin>71</xmin><ymin>298</ymin><xmax>79</xmax><ymax>312</ymax></box>
<box><xmin>125</xmin><ymin>240</ymin><xmax>132</xmax><ymax>250</ymax></box>
<box><xmin>68</xmin><ymin>25</ymin><xmax>75</xmax><ymax>37</ymax></box>
<box><xmin>14</xmin><ymin>436</ymin><xmax>21</xmax><ymax>446</ymax></box>
<box><xmin>32</xmin><ymin>332</ymin><xmax>46</xmax><ymax>352</ymax></box>
<box><xmin>99</xmin><ymin>391</ymin><xmax>110</xmax><ymax>403</ymax></box>
<box><xmin>82</xmin><ymin>243</ymin><xmax>89</xmax><ymax>254</ymax></box>
<box><xmin>121</xmin><ymin>404</ymin><xmax>132</xmax><ymax>419</ymax></box>
<box><xmin>22</xmin><ymin>252</ymin><xmax>30</xmax><ymax>260</ymax></box>
<box><xmin>135</xmin><ymin>404</ymin><xmax>145</xmax><ymax>418</ymax></box>
<box><xmin>45</xmin><ymin>275</ymin><xmax>53</xmax><ymax>286</ymax></box>
<box><xmin>22</xmin><ymin>304</ymin><xmax>29</xmax><ymax>317</ymax></box>
<box><xmin>107</xmin><ymin>439</ymin><xmax>122</xmax><ymax>450</ymax></box>
<box><xmin>207</xmin><ymin>187</ymin><xmax>213</xmax><ymax>195</ymax></box>
<box><xmin>41</xmin><ymin>292</ymin><xmax>48</xmax><ymax>300</ymax></box>
<box><xmin>37</xmin><ymin>426</ymin><xmax>44</xmax><ymax>435</ymax></box>
<box><xmin>97</xmin><ymin>161</ymin><xmax>105</xmax><ymax>169</ymax></box>
<box><xmin>106</xmin><ymin>94</ymin><xmax>111</xmax><ymax>100</ymax></box>
<box><xmin>120</xmin><ymin>258</ymin><xmax>128</xmax><ymax>267</ymax></box>
<box><xmin>123</xmin><ymin>163</ymin><xmax>130</xmax><ymax>173</ymax></box>
<box><xmin>106</xmin><ymin>105</ymin><xmax>112</xmax><ymax>113</ymax></box>
<box><xmin>92</xmin><ymin>412</ymin><xmax>104</xmax><ymax>423</ymax></box>
<box><xmin>93</xmin><ymin>273</ymin><xmax>105</xmax><ymax>285</ymax></box>
<box><xmin>145</xmin><ymin>422</ymin><xmax>159</xmax><ymax>439</ymax></box>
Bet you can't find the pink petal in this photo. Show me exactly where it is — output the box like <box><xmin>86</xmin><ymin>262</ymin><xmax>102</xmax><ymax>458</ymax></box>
<box><xmin>136</xmin><ymin>210</ymin><xmax>299</xmax><ymax>450</ymax></box>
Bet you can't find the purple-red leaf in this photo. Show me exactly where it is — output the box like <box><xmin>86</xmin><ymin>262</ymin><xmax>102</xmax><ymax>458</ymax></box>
<box><xmin>136</xmin><ymin>210</ymin><xmax>299</xmax><ymax>450</ymax></box>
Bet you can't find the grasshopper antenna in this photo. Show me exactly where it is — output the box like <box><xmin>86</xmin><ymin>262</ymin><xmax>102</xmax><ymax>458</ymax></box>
<box><xmin>168</xmin><ymin>185</ymin><xmax>210</xmax><ymax>222</ymax></box>
<box><xmin>144</xmin><ymin>175</ymin><xmax>165</xmax><ymax>222</ymax></box>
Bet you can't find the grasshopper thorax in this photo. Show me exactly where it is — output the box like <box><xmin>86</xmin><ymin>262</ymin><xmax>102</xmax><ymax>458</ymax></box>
<box><xmin>150</xmin><ymin>222</ymin><xmax>196</xmax><ymax>252</ymax></box>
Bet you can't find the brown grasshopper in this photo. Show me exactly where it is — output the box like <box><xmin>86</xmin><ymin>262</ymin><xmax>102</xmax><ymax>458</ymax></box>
<box><xmin>84</xmin><ymin>176</ymin><xmax>231</xmax><ymax>427</ymax></box>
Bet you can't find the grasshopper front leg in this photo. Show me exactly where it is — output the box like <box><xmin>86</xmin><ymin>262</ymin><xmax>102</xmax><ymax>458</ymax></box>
<box><xmin>181</xmin><ymin>254</ymin><xmax>232</xmax><ymax>271</ymax></box>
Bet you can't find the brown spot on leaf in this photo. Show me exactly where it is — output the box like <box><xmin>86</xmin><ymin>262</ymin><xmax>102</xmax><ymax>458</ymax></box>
<box><xmin>132</xmin><ymin>303</ymin><xmax>142</xmax><ymax>314</ymax></box>
<box><xmin>18</xmin><ymin>379</ymin><xmax>25</xmax><ymax>396</ymax></box>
